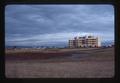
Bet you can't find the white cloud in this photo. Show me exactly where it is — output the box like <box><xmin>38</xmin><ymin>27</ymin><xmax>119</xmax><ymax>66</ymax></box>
<box><xmin>6</xmin><ymin>31</ymin><xmax>114</xmax><ymax>46</ymax></box>
<box><xmin>5</xmin><ymin>5</ymin><xmax>114</xmax><ymax>46</ymax></box>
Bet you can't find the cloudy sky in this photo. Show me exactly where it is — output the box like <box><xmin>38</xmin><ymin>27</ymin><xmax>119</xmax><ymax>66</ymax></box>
<box><xmin>5</xmin><ymin>5</ymin><xmax>114</xmax><ymax>46</ymax></box>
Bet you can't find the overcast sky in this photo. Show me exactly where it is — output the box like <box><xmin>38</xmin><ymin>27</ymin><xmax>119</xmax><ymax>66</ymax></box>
<box><xmin>5</xmin><ymin>5</ymin><xmax>114</xmax><ymax>46</ymax></box>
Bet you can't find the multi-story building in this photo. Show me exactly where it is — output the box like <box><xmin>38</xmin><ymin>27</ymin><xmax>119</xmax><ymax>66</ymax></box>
<box><xmin>69</xmin><ymin>35</ymin><xmax>101</xmax><ymax>48</ymax></box>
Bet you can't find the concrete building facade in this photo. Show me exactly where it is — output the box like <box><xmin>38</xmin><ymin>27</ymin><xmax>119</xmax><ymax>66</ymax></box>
<box><xmin>69</xmin><ymin>35</ymin><xmax>101</xmax><ymax>48</ymax></box>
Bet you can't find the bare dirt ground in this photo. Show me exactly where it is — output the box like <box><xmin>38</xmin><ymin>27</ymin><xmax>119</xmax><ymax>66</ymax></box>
<box><xmin>5</xmin><ymin>47</ymin><xmax>114</xmax><ymax>78</ymax></box>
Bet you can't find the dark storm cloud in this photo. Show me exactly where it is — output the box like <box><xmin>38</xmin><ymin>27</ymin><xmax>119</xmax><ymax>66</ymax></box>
<box><xmin>5</xmin><ymin>5</ymin><xmax>114</xmax><ymax>46</ymax></box>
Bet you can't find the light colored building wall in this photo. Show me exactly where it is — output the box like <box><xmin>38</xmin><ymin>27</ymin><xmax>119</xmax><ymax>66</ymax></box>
<box><xmin>69</xmin><ymin>40</ymin><xmax>75</xmax><ymax>48</ymax></box>
<box><xmin>68</xmin><ymin>35</ymin><xmax>101</xmax><ymax>48</ymax></box>
<box><xmin>77</xmin><ymin>40</ymin><xmax>83</xmax><ymax>47</ymax></box>
<box><xmin>96</xmin><ymin>37</ymin><xmax>101</xmax><ymax>47</ymax></box>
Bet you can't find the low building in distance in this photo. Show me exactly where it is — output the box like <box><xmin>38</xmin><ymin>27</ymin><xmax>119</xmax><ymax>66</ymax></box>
<box><xmin>69</xmin><ymin>35</ymin><xmax>101</xmax><ymax>48</ymax></box>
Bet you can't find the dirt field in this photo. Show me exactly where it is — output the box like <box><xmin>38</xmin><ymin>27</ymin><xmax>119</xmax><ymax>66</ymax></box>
<box><xmin>5</xmin><ymin>47</ymin><xmax>114</xmax><ymax>78</ymax></box>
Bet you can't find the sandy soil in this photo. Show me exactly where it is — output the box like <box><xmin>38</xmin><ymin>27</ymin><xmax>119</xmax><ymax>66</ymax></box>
<box><xmin>5</xmin><ymin>47</ymin><xmax>114</xmax><ymax>78</ymax></box>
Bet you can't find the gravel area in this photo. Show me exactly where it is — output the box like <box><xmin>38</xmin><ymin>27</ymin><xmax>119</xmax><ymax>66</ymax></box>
<box><xmin>5</xmin><ymin>60</ymin><xmax>114</xmax><ymax>78</ymax></box>
<box><xmin>5</xmin><ymin>47</ymin><xmax>114</xmax><ymax>78</ymax></box>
